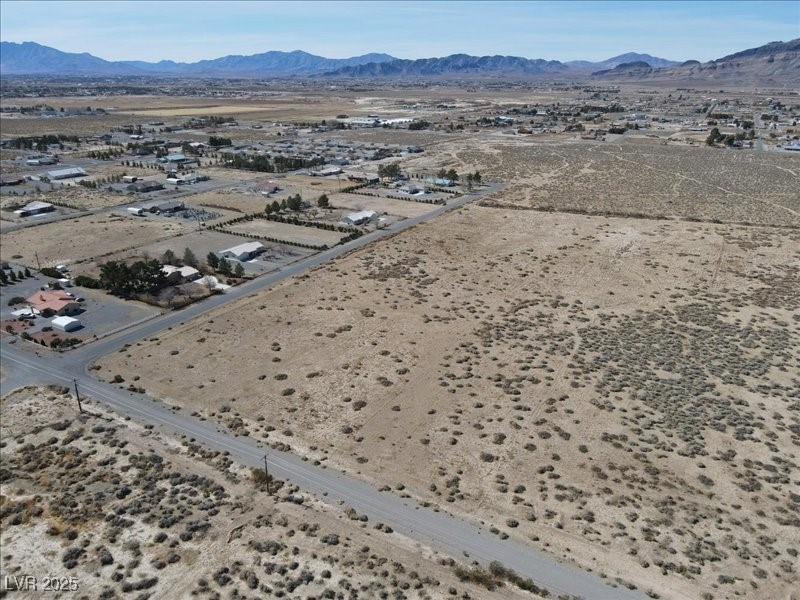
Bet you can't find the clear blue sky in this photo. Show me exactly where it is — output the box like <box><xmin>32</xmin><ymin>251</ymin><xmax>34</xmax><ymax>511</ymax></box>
<box><xmin>1</xmin><ymin>1</ymin><xmax>798</xmax><ymax>62</ymax></box>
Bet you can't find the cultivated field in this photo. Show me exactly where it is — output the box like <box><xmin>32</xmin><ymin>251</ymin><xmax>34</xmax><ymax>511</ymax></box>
<box><xmin>0</xmin><ymin>386</ymin><xmax>529</xmax><ymax>599</ymax></box>
<box><xmin>2</xmin><ymin>213</ymin><xmax>189</xmax><ymax>270</ymax></box>
<box><xmin>98</xmin><ymin>203</ymin><xmax>800</xmax><ymax>600</ymax></box>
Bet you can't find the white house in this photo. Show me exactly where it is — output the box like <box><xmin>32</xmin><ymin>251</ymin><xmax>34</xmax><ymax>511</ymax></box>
<box><xmin>342</xmin><ymin>210</ymin><xmax>378</xmax><ymax>226</ymax></box>
<box><xmin>218</xmin><ymin>241</ymin><xmax>265</xmax><ymax>261</ymax></box>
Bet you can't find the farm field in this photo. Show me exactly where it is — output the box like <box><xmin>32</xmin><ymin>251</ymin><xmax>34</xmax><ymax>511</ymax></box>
<box><xmin>0</xmin><ymin>386</ymin><xmax>525</xmax><ymax>600</ymax></box>
<box><xmin>2</xmin><ymin>212</ymin><xmax>190</xmax><ymax>271</ymax></box>
<box><xmin>224</xmin><ymin>219</ymin><xmax>345</xmax><ymax>247</ymax></box>
<box><xmin>97</xmin><ymin>201</ymin><xmax>800</xmax><ymax>600</ymax></box>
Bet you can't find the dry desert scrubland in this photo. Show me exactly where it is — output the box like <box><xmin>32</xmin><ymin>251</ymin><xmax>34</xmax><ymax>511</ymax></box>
<box><xmin>448</xmin><ymin>136</ymin><xmax>800</xmax><ymax>227</ymax></box>
<box><xmin>98</xmin><ymin>189</ymin><xmax>800</xmax><ymax>599</ymax></box>
<box><xmin>1</xmin><ymin>386</ymin><xmax>534</xmax><ymax>600</ymax></box>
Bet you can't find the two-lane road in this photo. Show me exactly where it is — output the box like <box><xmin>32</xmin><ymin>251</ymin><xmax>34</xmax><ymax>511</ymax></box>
<box><xmin>1</xmin><ymin>345</ymin><xmax>644</xmax><ymax>600</ymax></box>
<box><xmin>1</xmin><ymin>183</ymin><xmax>645</xmax><ymax>599</ymax></box>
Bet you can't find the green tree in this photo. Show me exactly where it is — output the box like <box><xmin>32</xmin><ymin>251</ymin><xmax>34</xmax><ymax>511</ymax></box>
<box><xmin>473</xmin><ymin>171</ymin><xmax>482</xmax><ymax>184</ymax></box>
<box><xmin>9</xmin><ymin>271</ymin><xmax>17</xmax><ymax>282</ymax></box>
<box><xmin>378</xmin><ymin>162</ymin><xmax>402</xmax><ymax>180</ymax></box>
<box><xmin>17</xmin><ymin>270</ymin><xmax>25</xmax><ymax>280</ymax></box>
<box><xmin>706</xmin><ymin>127</ymin><xmax>720</xmax><ymax>146</ymax></box>
<box><xmin>317</xmin><ymin>193</ymin><xmax>330</xmax><ymax>208</ymax></box>
<box><xmin>24</xmin><ymin>267</ymin><xmax>31</xmax><ymax>278</ymax></box>
<box><xmin>234</xmin><ymin>263</ymin><xmax>245</xmax><ymax>278</ymax></box>
<box><xmin>206</xmin><ymin>252</ymin><xmax>219</xmax><ymax>270</ymax></box>
<box><xmin>161</xmin><ymin>249</ymin><xmax>178</xmax><ymax>265</ymax></box>
<box><xmin>217</xmin><ymin>257</ymin><xmax>232</xmax><ymax>276</ymax></box>
<box><xmin>271</xmin><ymin>200</ymin><xmax>281</xmax><ymax>213</ymax></box>
<box><xmin>183</xmin><ymin>248</ymin><xmax>198</xmax><ymax>268</ymax></box>
<box><xmin>286</xmin><ymin>194</ymin><xmax>302</xmax><ymax>211</ymax></box>
<box><xmin>446</xmin><ymin>168</ymin><xmax>459</xmax><ymax>183</ymax></box>
<box><xmin>0</xmin><ymin>271</ymin><xmax>8</xmax><ymax>285</ymax></box>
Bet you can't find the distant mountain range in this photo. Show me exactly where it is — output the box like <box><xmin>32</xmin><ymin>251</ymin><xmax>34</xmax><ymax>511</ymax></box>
<box><xmin>1</xmin><ymin>40</ymin><xmax>797</xmax><ymax>84</ymax></box>
<box><xmin>322</xmin><ymin>54</ymin><xmax>570</xmax><ymax>77</ymax></box>
<box><xmin>0</xmin><ymin>41</ymin><xmax>678</xmax><ymax>78</ymax></box>
<box><xmin>0</xmin><ymin>42</ymin><xmax>396</xmax><ymax>76</ymax></box>
<box><xmin>590</xmin><ymin>39</ymin><xmax>800</xmax><ymax>85</ymax></box>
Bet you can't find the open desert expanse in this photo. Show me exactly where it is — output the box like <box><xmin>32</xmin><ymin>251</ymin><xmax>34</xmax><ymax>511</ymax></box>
<box><xmin>452</xmin><ymin>137</ymin><xmax>799</xmax><ymax>227</ymax></box>
<box><xmin>97</xmin><ymin>200</ymin><xmax>800</xmax><ymax>599</ymax></box>
<box><xmin>3</xmin><ymin>72</ymin><xmax>800</xmax><ymax>600</ymax></box>
<box><xmin>1</xmin><ymin>385</ymin><xmax>534</xmax><ymax>599</ymax></box>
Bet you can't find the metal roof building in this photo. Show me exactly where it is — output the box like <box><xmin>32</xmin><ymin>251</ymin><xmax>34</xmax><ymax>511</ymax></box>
<box><xmin>218</xmin><ymin>241</ymin><xmax>266</xmax><ymax>261</ymax></box>
<box><xmin>342</xmin><ymin>210</ymin><xmax>378</xmax><ymax>226</ymax></box>
<box><xmin>47</xmin><ymin>167</ymin><xmax>86</xmax><ymax>180</ymax></box>
<box><xmin>51</xmin><ymin>316</ymin><xmax>82</xmax><ymax>332</ymax></box>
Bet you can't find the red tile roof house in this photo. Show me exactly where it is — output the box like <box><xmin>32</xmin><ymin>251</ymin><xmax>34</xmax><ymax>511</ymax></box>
<box><xmin>25</xmin><ymin>290</ymin><xmax>80</xmax><ymax>316</ymax></box>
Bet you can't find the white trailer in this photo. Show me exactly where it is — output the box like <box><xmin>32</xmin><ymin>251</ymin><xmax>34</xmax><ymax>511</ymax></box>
<box><xmin>127</xmin><ymin>207</ymin><xmax>144</xmax><ymax>216</ymax></box>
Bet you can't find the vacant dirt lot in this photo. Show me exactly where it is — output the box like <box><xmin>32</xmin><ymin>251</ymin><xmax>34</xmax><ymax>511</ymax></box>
<box><xmin>225</xmin><ymin>219</ymin><xmax>345</xmax><ymax>247</ymax></box>
<box><xmin>1</xmin><ymin>386</ymin><xmax>532</xmax><ymax>599</ymax></box>
<box><xmin>98</xmin><ymin>203</ymin><xmax>800</xmax><ymax>600</ymax></box>
<box><xmin>3</xmin><ymin>212</ymin><xmax>189</xmax><ymax>270</ymax></box>
<box><xmin>454</xmin><ymin>137</ymin><xmax>800</xmax><ymax>227</ymax></box>
<box><xmin>331</xmin><ymin>192</ymin><xmax>439</xmax><ymax>218</ymax></box>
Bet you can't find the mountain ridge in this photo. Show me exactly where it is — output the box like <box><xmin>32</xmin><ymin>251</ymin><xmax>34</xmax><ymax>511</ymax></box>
<box><xmin>1</xmin><ymin>40</ymin><xmax>796</xmax><ymax>84</ymax></box>
<box><xmin>0</xmin><ymin>42</ymin><xmax>397</xmax><ymax>76</ymax></box>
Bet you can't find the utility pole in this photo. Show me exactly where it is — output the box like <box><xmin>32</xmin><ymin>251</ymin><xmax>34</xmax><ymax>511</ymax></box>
<box><xmin>34</xmin><ymin>251</ymin><xmax>41</xmax><ymax>271</ymax></box>
<box><xmin>263</xmin><ymin>453</ymin><xmax>271</xmax><ymax>495</ymax></box>
<box><xmin>73</xmin><ymin>378</ymin><xmax>83</xmax><ymax>414</ymax></box>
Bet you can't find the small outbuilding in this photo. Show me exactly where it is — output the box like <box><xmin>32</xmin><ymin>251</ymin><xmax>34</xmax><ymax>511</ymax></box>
<box><xmin>51</xmin><ymin>316</ymin><xmax>82</xmax><ymax>332</ymax></box>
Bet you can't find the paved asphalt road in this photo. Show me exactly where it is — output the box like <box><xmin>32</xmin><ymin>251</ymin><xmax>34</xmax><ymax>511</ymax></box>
<box><xmin>0</xmin><ymin>183</ymin><xmax>646</xmax><ymax>600</ymax></box>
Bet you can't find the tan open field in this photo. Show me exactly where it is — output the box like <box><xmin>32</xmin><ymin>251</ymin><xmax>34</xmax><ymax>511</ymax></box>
<box><xmin>1</xmin><ymin>385</ymin><xmax>526</xmax><ymax>600</ymax></box>
<box><xmin>451</xmin><ymin>136</ymin><xmax>800</xmax><ymax>227</ymax></box>
<box><xmin>330</xmin><ymin>192</ymin><xmax>438</xmax><ymax>218</ymax></box>
<box><xmin>2</xmin><ymin>213</ymin><xmax>189</xmax><ymax>270</ymax></box>
<box><xmin>225</xmin><ymin>219</ymin><xmax>345</xmax><ymax>247</ymax></box>
<box><xmin>98</xmin><ymin>202</ymin><xmax>800</xmax><ymax>600</ymax></box>
<box><xmin>282</xmin><ymin>174</ymin><xmax>346</xmax><ymax>193</ymax></box>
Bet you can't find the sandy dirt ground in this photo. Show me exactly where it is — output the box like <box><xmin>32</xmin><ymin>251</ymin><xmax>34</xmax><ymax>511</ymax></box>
<box><xmin>330</xmin><ymin>192</ymin><xmax>439</xmax><ymax>219</ymax></box>
<box><xmin>2</xmin><ymin>213</ymin><xmax>190</xmax><ymax>270</ymax></box>
<box><xmin>98</xmin><ymin>203</ymin><xmax>800</xmax><ymax>600</ymax></box>
<box><xmin>1</xmin><ymin>386</ymin><xmax>534</xmax><ymax>599</ymax></box>
<box><xmin>225</xmin><ymin>220</ymin><xmax>345</xmax><ymax>247</ymax></box>
<box><xmin>449</xmin><ymin>136</ymin><xmax>800</xmax><ymax>227</ymax></box>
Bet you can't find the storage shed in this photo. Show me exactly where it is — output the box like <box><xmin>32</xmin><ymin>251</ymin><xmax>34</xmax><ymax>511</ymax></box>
<box><xmin>51</xmin><ymin>316</ymin><xmax>82</xmax><ymax>332</ymax></box>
